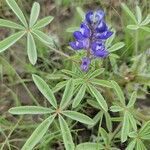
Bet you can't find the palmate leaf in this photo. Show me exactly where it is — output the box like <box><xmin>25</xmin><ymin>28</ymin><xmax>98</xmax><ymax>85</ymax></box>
<box><xmin>32</xmin><ymin>74</ymin><xmax>57</xmax><ymax>108</ymax></box>
<box><xmin>33</xmin><ymin>16</ymin><xmax>54</xmax><ymax>29</ymax></box>
<box><xmin>6</xmin><ymin>0</ymin><xmax>28</xmax><ymax>27</ymax></box>
<box><xmin>60</xmin><ymin>79</ymin><xmax>74</xmax><ymax>109</ymax></box>
<box><xmin>22</xmin><ymin>114</ymin><xmax>55</xmax><ymax>150</ymax></box>
<box><xmin>72</xmin><ymin>84</ymin><xmax>86</xmax><ymax>108</ymax></box>
<box><xmin>76</xmin><ymin>142</ymin><xmax>104</xmax><ymax>150</ymax></box>
<box><xmin>29</xmin><ymin>2</ymin><xmax>40</xmax><ymax>27</ymax></box>
<box><xmin>59</xmin><ymin>115</ymin><xmax>74</xmax><ymax>150</ymax></box>
<box><xmin>9</xmin><ymin>106</ymin><xmax>53</xmax><ymax>114</ymax></box>
<box><xmin>0</xmin><ymin>31</ymin><xmax>25</xmax><ymax>53</ymax></box>
<box><xmin>62</xmin><ymin>110</ymin><xmax>94</xmax><ymax>125</ymax></box>
<box><xmin>88</xmin><ymin>84</ymin><xmax>108</xmax><ymax>112</ymax></box>
<box><xmin>0</xmin><ymin>19</ymin><xmax>24</xmax><ymax>30</ymax></box>
<box><xmin>27</xmin><ymin>32</ymin><xmax>37</xmax><ymax>65</ymax></box>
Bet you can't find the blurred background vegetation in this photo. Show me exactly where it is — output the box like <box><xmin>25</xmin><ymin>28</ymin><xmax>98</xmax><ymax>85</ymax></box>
<box><xmin>0</xmin><ymin>0</ymin><xmax>150</xmax><ymax>149</ymax></box>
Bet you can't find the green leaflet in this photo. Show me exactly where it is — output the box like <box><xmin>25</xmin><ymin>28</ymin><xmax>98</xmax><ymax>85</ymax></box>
<box><xmin>9</xmin><ymin>106</ymin><xmax>53</xmax><ymax>114</ymax></box>
<box><xmin>0</xmin><ymin>19</ymin><xmax>24</xmax><ymax>29</ymax></box>
<box><xmin>21</xmin><ymin>115</ymin><xmax>55</xmax><ymax>150</ymax></box>
<box><xmin>29</xmin><ymin>2</ymin><xmax>40</xmax><ymax>27</ymax></box>
<box><xmin>33</xmin><ymin>16</ymin><xmax>54</xmax><ymax>29</ymax></box>
<box><xmin>62</xmin><ymin>110</ymin><xmax>94</xmax><ymax>125</ymax></box>
<box><xmin>72</xmin><ymin>84</ymin><xmax>86</xmax><ymax>108</ymax></box>
<box><xmin>0</xmin><ymin>31</ymin><xmax>25</xmax><ymax>53</ymax></box>
<box><xmin>141</xmin><ymin>14</ymin><xmax>150</xmax><ymax>26</ymax></box>
<box><xmin>32</xmin><ymin>74</ymin><xmax>57</xmax><ymax>108</ymax></box>
<box><xmin>111</xmin><ymin>81</ymin><xmax>125</xmax><ymax>105</ymax></box>
<box><xmin>76</xmin><ymin>142</ymin><xmax>104</xmax><ymax>150</ymax></box>
<box><xmin>60</xmin><ymin>79</ymin><xmax>74</xmax><ymax>109</ymax></box>
<box><xmin>108</xmin><ymin>42</ymin><xmax>125</xmax><ymax>52</ymax></box>
<box><xmin>32</xmin><ymin>30</ymin><xmax>54</xmax><ymax>45</ymax></box>
<box><xmin>6</xmin><ymin>0</ymin><xmax>28</xmax><ymax>27</ymax></box>
<box><xmin>88</xmin><ymin>84</ymin><xmax>108</xmax><ymax>112</ymax></box>
<box><xmin>27</xmin><ymin>32</ymin><xmax>37</xmax><ymax>65</ymax></box>
<box><xmin>59</xmin><ymin>115</ymin><xmax>74</xmax><ymax>150</ymax></box>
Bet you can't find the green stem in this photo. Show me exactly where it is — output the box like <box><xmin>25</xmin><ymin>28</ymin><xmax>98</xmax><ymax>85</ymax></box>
<box><xmin>110</xmin><ymin>123</ymin><xmax>122</xmax><ymax>141</ymax></box>
<box><xmin>134</xmin><ymin>30</ymin><xmax>139</xmax><ymax>55</ymax></box>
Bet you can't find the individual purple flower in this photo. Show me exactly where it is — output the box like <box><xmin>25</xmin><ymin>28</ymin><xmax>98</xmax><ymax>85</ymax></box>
<box><xmin>80</xmin><ymin>57</ymin><xmax>91</xmax><ymax>72</ymax></box>
<box><xmin>69</xmin><ymin>9</ymin><xmax>113</xmax><ymax>71</ymax></box>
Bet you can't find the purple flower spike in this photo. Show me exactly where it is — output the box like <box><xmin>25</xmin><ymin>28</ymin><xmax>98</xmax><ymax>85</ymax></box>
<box><xmin>80</xmin><ymin>57</ymin><xmax>91</xmax><ymax>72</ymax></box>
<box><xmin>69</xmin><ymin>9</ymin><xmax>113</xmax><ymax>71</ymax></box>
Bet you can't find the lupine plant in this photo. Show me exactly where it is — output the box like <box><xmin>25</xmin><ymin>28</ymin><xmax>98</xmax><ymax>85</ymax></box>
<box><xmin>0</xmin><ymin>0</ymin><xmax>150</xmax><ymax>150</ymax></box>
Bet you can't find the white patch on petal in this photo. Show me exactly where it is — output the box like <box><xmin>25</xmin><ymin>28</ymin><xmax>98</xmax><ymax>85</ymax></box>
<box><xmin>76</xmin><ymin>41</ymin><xmax>79</xmax><ymax>46</ymax></box>
<box><xmin>80</xmin><ymin>28</ymin><xmax>85</xmax><ymax>35</ymax></box>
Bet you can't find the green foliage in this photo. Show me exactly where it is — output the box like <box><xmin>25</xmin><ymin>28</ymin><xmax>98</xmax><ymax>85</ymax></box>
<box><xmin>1</xmin><ymin>1</ymin><xmax>150</xmax><ymax>149</ymax></box>
<box><xmin>9</xmin><ymin>74</ymin><xmax>94</xmax><ymax>149</ymax></box>
<box><xmin>0</xmin><ymin>0</ymin><xmax>54</xmax><ymax>65</ymax></box>
<box><xmin>122</xmin><ymin>3</ymin><xmax>150</xmax><ymax>32</ymax></box>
